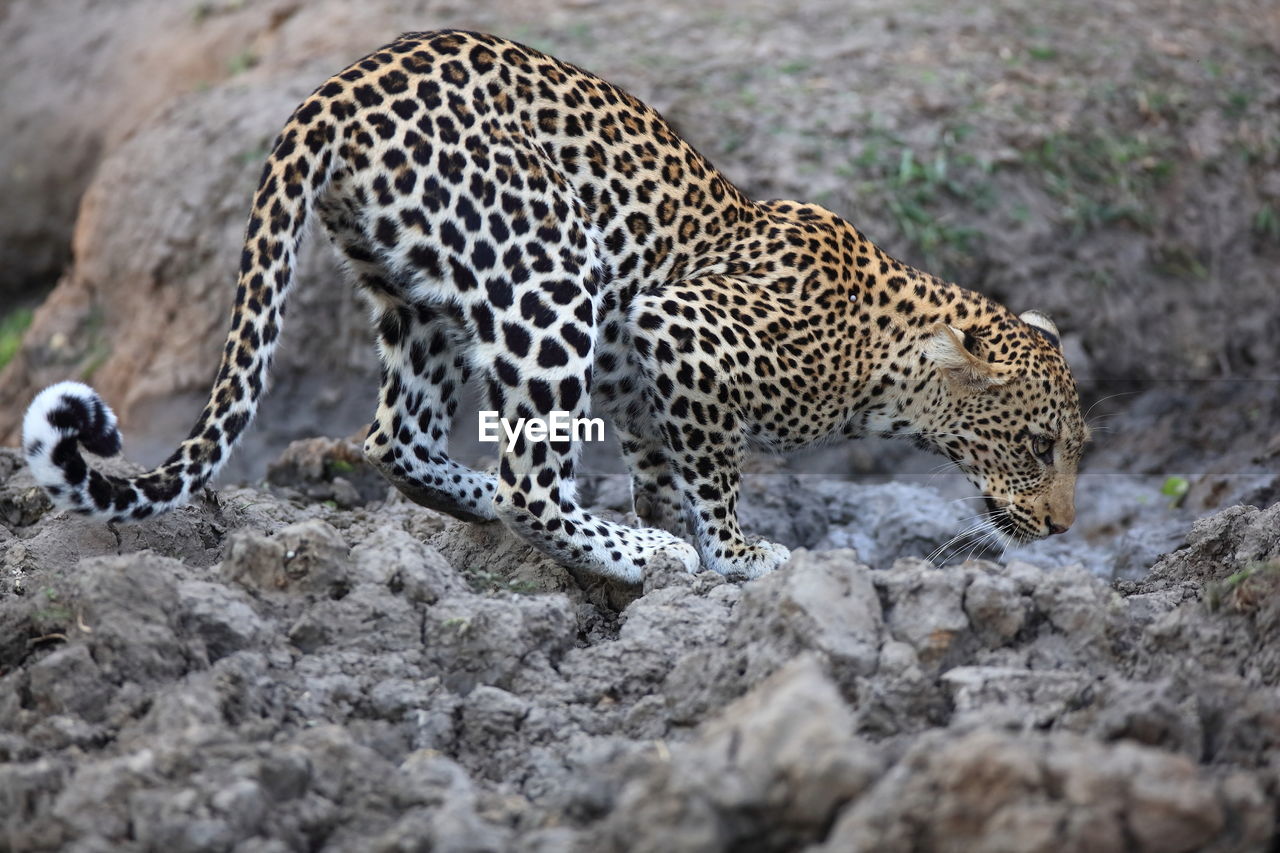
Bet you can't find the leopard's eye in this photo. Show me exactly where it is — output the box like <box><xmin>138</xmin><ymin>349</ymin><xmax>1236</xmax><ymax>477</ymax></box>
<box><xmin>1030</xmin><ymin>435</ymin><xmax>1055</xmax><ymax>464</ymax></box>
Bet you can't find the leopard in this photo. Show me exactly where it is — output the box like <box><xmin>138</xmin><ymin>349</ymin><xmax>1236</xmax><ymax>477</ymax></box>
<box><xmin>23</xmin><ymin>29</ymin><xmax>1089</xmax><ymax>583</ymax></box>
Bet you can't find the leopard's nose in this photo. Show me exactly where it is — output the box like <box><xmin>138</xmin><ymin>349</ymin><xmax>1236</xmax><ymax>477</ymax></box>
<box><xmin>1047</xmin><ymin>520</ymin><xmax>1069</xmax><ymax>536</ymax></box>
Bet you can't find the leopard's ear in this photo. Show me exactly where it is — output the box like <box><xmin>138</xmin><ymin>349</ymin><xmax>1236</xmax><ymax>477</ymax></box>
<box><xmin>1019</xmin><ymin>310</ymin><xmax>1061</xmax><ymax>349</ymax></box>
<box><xmin>925</xmin><ymin>325</ymin><xmax>1014</xmax><ymax>390</ymax></box>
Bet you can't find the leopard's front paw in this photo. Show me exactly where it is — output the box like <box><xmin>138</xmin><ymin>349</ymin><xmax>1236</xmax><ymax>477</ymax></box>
<box><xmin>659</xmin><ymin>539</ymin><xmax>701</xmax><ymax>573</ymax></box>
<box><xmin>589</xmin><ymin>525</ymin><xmax>701</xmax><ymax>582</ymax></box>
<box><xmin>633</xmin><ymin>526</ymin><xmax>699</xmax><ymax>573</ymax></box>
<box><xmin>710</xmin><ymin>539</ymin><xmax>792</xmax><ymax>580</ymax></box>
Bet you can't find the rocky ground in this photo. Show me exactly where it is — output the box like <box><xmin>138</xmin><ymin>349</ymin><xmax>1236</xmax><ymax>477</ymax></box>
<box><xmin>1</xmin><ymin>440</ymin><xmax>1279</xmax><ymax>852</ymax></box>
<box><xmin>2</xmin><ymin>0</ymin><xmax>1279</xmax><ymax>849</ymax></box>
<box><xmin>2</xmin><ymin>0</ymin><xmax>1277</xmax><ymax>473</ymax></box>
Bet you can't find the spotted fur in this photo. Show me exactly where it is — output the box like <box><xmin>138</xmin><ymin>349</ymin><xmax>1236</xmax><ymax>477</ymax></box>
<box><xmin>22</xmin><ymin>30</ymin><xmax>1087</xmax><ymax>581</ymax></box>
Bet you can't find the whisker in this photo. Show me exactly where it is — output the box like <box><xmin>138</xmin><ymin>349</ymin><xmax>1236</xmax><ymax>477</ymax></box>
<box><xmin>985</xmin><ymin>521</ymin><xmax>1009</xmax><ymax>559</ymax></box>
<box><xmin>1085</xmin><ymin>413</ymin><xmax>1121</xmax><ymax>434</ymax></box>
<box><xmin>928</xmin><ymin>517</ymin><xmax>995</xmax><ymax>566</ymax></box>
<box><xmin>927</xmin><ymin>526</ymin><xmax>975</xmax><ymax>565</ymax></box>
<box><xmin>1083</xmin><ymin>391</ymin><xmax>1138</xmax><ymax>423</ymax></box>
<box><xmin>961</xmin><ymin>518</ymin><xmax>999</xmax><ymax>564</ymax></box>
<box><xmin>997</xmin><ymin>528</ymin><xmax>1012</xmax><ymax>564</ymax></box>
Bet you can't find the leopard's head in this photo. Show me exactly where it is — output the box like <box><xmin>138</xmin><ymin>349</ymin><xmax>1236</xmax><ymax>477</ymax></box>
<box><xmin>919</xmin><ymin>309</ymin><xmax>1089</xmax><ymax>543</ymax></box>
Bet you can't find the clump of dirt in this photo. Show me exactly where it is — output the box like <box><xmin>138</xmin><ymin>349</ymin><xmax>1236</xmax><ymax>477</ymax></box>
<box><xmin>2</xmin><ymin>446</ymin><xmax>1277</xmax><ymax>851</ymax></box>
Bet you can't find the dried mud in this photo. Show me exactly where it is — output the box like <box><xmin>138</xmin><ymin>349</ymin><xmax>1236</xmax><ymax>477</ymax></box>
<box><xmin>2</xmin><ymin>444</ymin><xmax>1278</xmax><ymax>851</ymax></box>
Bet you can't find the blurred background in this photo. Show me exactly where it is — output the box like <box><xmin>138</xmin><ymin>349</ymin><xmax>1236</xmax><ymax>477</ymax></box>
<box><xmin>1</xmin><ymin>0</ymin><xmax>1277</xmax><ymax>562</ymax></box>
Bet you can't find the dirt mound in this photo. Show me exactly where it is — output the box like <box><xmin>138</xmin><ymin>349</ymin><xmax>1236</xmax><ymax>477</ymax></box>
<box><xmin>2</xmin><ymin>446</ymin><xmax>1277</xmax><ymax>851</ymax></box>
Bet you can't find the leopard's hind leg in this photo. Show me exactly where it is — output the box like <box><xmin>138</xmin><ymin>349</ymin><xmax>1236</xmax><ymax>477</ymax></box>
<box><xmin>616</xmin><ymin>425</ymin><xmax>686</xmax><ymax>537</ymax></box>
<box><xmin>320</xmin><ymin>198</ymin><xmax>497</xmax><ymax>521</ymax></box>
<box><xmin>442</xmin><ymin>149</ymin><xmax>698</xmax><ymax>581</ymax></box>
<box><xmin>480</xmin><ymin>315</ymin><xmax>699</xmax><ymax>582</ymax></box>
<box><xmin>363</xmin><ymin>303</ymin><xmax>498</xmax><ymax>522</ymax></box>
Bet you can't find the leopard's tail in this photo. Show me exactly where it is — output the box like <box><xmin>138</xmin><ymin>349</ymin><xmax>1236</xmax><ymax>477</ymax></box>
<box><xmin>22</xmin><ymin>96</ymin><xmax>336</xmax><ymax>522</ymax></box>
